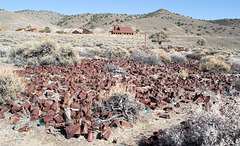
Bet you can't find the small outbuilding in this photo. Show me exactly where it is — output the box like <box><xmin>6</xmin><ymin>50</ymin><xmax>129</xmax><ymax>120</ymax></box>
<box><xmin>27</xmin><ymin>28</ymin><xmax>38</xmax><ymax>32</ymax></box>
<box><xmin>15</xmin><ymin>28</ymin><xmax>25</xmax><ymax>31</ymax></box>
<box><xmin>72</xmin><ymin>30</ymin><xmax>82</xmax><ymax>34</ymax></box>
<box><xmin>112</xmin><ymin>25</ymin><xmax>134</xmax><ymax>35</ymax></box>
<box><xmin>82</xmin><ymin>28</ymin><xmax>93</xmax><ymax>34</ymax></box>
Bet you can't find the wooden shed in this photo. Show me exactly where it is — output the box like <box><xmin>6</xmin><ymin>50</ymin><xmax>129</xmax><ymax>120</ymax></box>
<box><xmin>15</xmin><ymin>28</ymin><xmax>25</xmax><ymax>31</ymax></box>
<box><xmin>27</xmin><ymin>28</ymin><xmax>38</xmax><ymax>32</ymax></box>
<box><xmin>82</xmin><ymin>29</ymin><xmax>93</xmax><ymax>34</ymax></box>
<box><xmin>112</xmin><ymin>25</ymin><xmax>134</xmax><ymax>35</ymax></box>
<box><xmin>72</xmin><ymin>30</ymin><xmax>82</xmax><ymax>34</ymax></box>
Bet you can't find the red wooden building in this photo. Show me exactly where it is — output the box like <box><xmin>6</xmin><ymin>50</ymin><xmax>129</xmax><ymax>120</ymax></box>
<box><xmin>112</xmin><ymin>25</ymin><xmax>134</xmax><ymax>35</ymax></box>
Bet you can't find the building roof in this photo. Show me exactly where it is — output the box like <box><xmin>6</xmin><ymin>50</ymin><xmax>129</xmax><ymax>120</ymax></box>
<box><xmin>28</xmin><ymin>28</ymin><xmax>37</xmax><ymax>31</ymax></box>
<box><xmin>112</xmin><ymin>26</ymin><xmax>134</xmax><ymax>34</ymax></box>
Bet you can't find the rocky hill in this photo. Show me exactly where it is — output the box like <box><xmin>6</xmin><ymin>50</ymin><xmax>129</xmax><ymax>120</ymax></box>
<box><xmin>1</xmin><ymin>9</ymin><xmax>240</xmax><ymax>49</ymax></box>
<box><xmin>0</xmin><ymin>9</ymin><xmax>62</xmax><ymax>32</ymax></box>
<box><xmin>1</xmin><ymin>8</ymin><xmax>240</xmax><ymax>36</ymax></box>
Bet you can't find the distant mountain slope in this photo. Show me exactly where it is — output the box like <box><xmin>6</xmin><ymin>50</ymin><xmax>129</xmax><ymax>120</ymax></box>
<box><xmin>0</xmin><ymin>9</ymin><xmax>240</xmax><ymax>37</ymax></box>
<box><xmin>0</xmin><ymin>9</ymin><xmax>62</xmax><ymax>31</ymax></box>
<box><xmin>56</xmin><ymin>9</ymin><xmax>240</xmax><ymax>36</ymax></box>
<box><xmin>208</xmin><ymin>19</ymin><xmax>240</xmax><ymax>28</ymax></box>
<box><xmin>16</xmin><ymin>10</ymin><xmax>66</xmax><ymax>25</ymax></box>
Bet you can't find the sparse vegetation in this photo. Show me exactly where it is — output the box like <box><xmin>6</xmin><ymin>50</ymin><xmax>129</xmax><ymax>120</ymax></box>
<box><xmin>228</xmin><ymin>58</ymin><xmax>240</xmax><ymax>72</ymax></box>
<box><xmin>169</xmin><ymin>51</ymin><xmax>187</xmax><ymax>63</ymax></box>
<box><xmin>8</xmin><ymin>40</ymin><xmax>80</xmax><ymax>66</ymax></box>
<box><xmin>130</xmin><ymin>49</ymin><xmax>163</xmax><ymax>66</ymax></box>
<box><xmin>178</xmin><ymin>69</ymin><xmax>188</xmax><ymax>80</ymax></box>
<box><xmin>0</xmin><ymin>67</ymin><xmax>25</xmax><ymax>104</ymax></box>
<box><xmin>56</xmin><ymin>30</ymin><xmax>65</xmax><ymax>34</ymax></box>
<box><xmin>103</xmin><ymin>47</ymin><xmax>130</xmax><ymax>59</ymax></box>
<box><xmin>199</xmin><ymin>56</ymin><xmax>230</xmax><ymax>73</ymax></box>
<box><xmin>151</xmin><ymin>49</ymin><xmax>171</xmax><ymax>62</ymax></box>
<box><xmin>149</xmin><ymin>31</ymin><xmax>170</xmax><ymax>48</ymax></box>
<box><xmin>153</xmin><ymin>102</ymin><xmax>240</xmax><ymax>145</ymax></box>
<box><xmin>197</xmin><ymin>38</ymin><xmax>207</xmax><ymax>46</ymax></box>
<box><xmin>43</xmin><ymin>26</ymin><xmax>51</xmax><ymax>33</ymax></box>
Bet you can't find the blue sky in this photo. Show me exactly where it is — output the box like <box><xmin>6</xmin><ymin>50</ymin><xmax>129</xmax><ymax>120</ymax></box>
<box><xmin>1</xmin><ymin>0</ymin><xmax>240</xmax><ymax>20</ymax></box>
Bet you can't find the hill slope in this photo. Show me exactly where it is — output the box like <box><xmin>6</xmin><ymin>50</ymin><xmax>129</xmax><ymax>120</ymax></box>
<box><xmin>0</xmin><ymin>9</ymin><xmax>62</xmax><ymax>31</ymax></box>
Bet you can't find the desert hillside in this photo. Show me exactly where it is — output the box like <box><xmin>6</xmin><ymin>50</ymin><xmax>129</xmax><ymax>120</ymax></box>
<box><xmin>1</xmin><ymin>8</ymin><xmax>240</xmax><ymax>36</ymax></box>
<box><xmin>0</xmin><ymin>9</ymin><xmax>62</xmax><ymax>32</ymax></box>
<box><xmin>0</xmin><ymin>8</ymin><xmax>240</xmax><ymax>146</ymax></box>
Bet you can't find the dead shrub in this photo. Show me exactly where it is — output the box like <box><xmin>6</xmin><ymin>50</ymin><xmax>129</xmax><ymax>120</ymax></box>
<box><xmin>168</xmin><ymin>51</ymin><xmax>187</xmax><ymax>63</ymax></box>
<box><xmin>154</xmin><ymin>103</ymin><xmax>240</xmax><ymax>146</ymax></box>
<box><xmin>0</xmin><ymin>68</ymin><xmax>25</xmax><ymax>104</ymax></box>
<box><xmin>103</xmin><ymin>84</ymin><xmax>142</xmax><ymax>123</ymax></box>
<box><xmin>103</xmin><ymin>46</ymin><xmax>130</xmax><ymax>59</ymax></box>
<box><xmin>151</xmin><ymin>49</ymin><xmax>171</xmax><ymax>62</ymax></box>
<box><xmin>199</xmin><ymin>56</ymin><xmax>230</xmax><ymax>73</ymax></box>
<box><xmin>130</xmin><ymin>49</ymin><xmax>164</xmax><ymax>66</ymax></box>
<box><xmin>8</xmin><ymin>40</ymin><xmax>80</xmax><ymax>66</ymax></box>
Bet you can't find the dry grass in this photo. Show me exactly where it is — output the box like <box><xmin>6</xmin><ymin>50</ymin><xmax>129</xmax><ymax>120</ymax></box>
<box><xmin>178</xmin><ymin>69</ymin><xmax>188</xmax><ymax>80</ymax></box>
<box><xmin>0</xmin><ymin>67</ymin><xmax>25</xmax><ymax>104</ymax></box>
<box><xmin>8</xmin><ymin>39</ymin><xmax>80</xmax><ymax>66</ymax></box>
<box><xmin>199</xmin><ymin>55</ymin><xmax>230</xmax><ymax>73</ymax></box>
<box><xmin>151</xmin><ymin>49</ymin><xmax>171</xmax><ymax>62</ymax></box>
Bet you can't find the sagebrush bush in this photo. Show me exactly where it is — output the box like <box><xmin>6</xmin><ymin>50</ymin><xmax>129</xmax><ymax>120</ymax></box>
<box><xmin>103</xmin><ymin>46</ymin><xmax>130</xmax><ymax>59</ymax></box>
<box><xmin>151</xmin><ymin>49</ymin><xmax>171</xmax><ymax>62</ymax></box>
<box><xmin>130</xmin><ymin>49</ymin><xmax>163</xmax><ymax>66</ymax></box>
<box><xmin>199</xmin><ymin>56</ymin><xmax>230</xmax><ymax>73</ymax></box>
<box><xmin>169</xmin><ymin>51</ymin><xmax>187</xmax><ymax>63</ymax></box>
<box><xmin>0</xmin><ymin>44</ymin><xmax>4</xmax><ymax>57</ymax></box>
<box><xmin>155</xmin><ymin>102</ymin><xmax>240</xmax><ymax>145</ymax></box>
<box><xmin>77</xmin><ymin>47</ymin><xmax>95</xmax><ymax>58</ymax></box>
<box><xmin>0</xmin><ymin>68</ymin><xmax>25</xmax><ymax>104</ymax></box>
<box><xmin>8</xmin><ymin>40</ymin><xmax>80</xmax><ymax>66</ymax></box>
<box><xmin>228</xmin><ymin>58</ymin><xmax>240</xmax><ymax>72</ymax></box>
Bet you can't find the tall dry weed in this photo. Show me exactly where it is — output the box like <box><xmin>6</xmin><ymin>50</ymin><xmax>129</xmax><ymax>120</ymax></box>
<box><xmin>0</xmin><ymin>67</ymin><xmax>25</xmax><ymax>104</ymax></box>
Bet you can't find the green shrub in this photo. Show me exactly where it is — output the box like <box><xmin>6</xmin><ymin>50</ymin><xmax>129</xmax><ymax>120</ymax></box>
<box><xmin>0</xmin><ymin>68</ymin><xmax>25</xmax><ymax>104</ymax></box>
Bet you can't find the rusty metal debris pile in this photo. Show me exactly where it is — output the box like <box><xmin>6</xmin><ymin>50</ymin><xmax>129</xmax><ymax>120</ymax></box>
<box><xmin>0</xmin><ymin>58</ymin><xmax>239</xmax><ymax>142</ymax></box>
